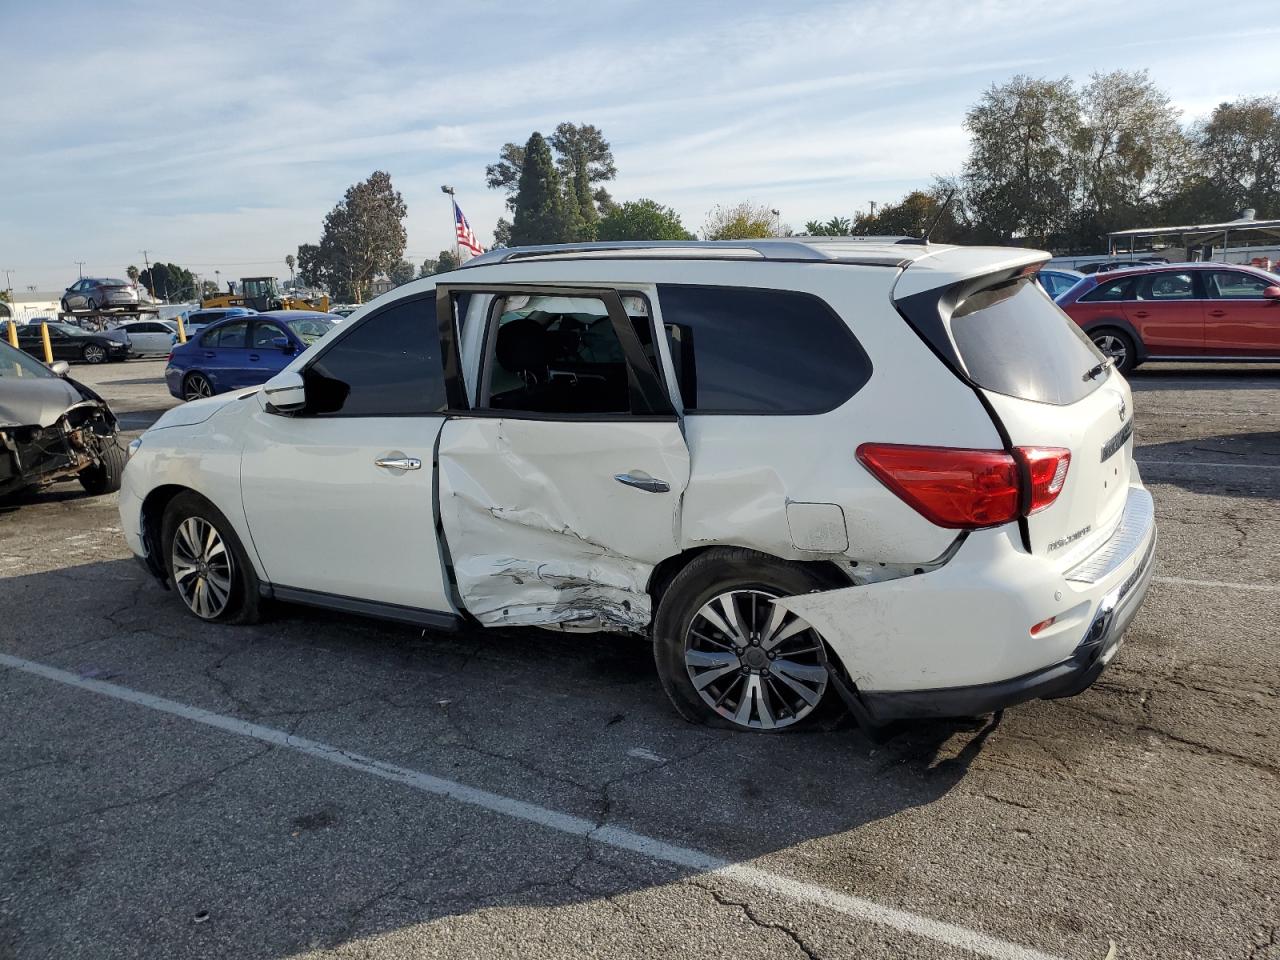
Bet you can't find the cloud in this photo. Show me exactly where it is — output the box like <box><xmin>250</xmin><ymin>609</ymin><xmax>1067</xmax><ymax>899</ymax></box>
<box><xmin>2</xmin><ymin>0</ymin><xmax>1277</xmax><ymax>287</ymax></box>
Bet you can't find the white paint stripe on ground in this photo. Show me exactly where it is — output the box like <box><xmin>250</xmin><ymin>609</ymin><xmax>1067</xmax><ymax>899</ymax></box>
<box><xmin>1137</xmin><ymin>459</ymin><xmax>1280</xmax><ymax>471</ymax></box>
<box><xmin>1153</xmin><ymin>575</ymin><xmax>1280</xmax><ymax>594</ymax></box>
<box><xmin>0</xmin><ymin>651</ymin><xmax>1067</xmax><ymax>960</ymax></box>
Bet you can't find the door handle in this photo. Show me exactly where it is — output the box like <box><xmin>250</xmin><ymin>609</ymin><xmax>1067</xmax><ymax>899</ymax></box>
<box><xmin>1208</xmin><ymin>310</ymin><xmax>1226</xmax><ymax>317</ymax></box>
<box><xmin>614</xmin><ymin>470</ymin><xmax>670</xmax><ymax>493</ymax></box>
<box><xmin>203</xmin><ymin>351</ymin><xmax>216</xmax><ymax>358</ymax></box>
<box><xmin>248</xmin><ymin>353</ymin><xmax>260</xmax><ymax>361</ymax></box>
<box><xmin>374</xmin><ymin>456</ymin><xmax>422</xmax><ymax>471</ymax></box>
<box><xmin>1132</xmin><ymin>311</ymin><xmax>1149</xmax><ymax>318</ymax></box>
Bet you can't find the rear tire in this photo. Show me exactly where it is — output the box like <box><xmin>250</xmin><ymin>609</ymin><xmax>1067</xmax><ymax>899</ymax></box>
<box><xmin>161</xmin><ymin>492</ymin><xmax>262</xmax><ymax>624</ymax></box>
<box><xmin>653</xmin><ymin>548</ymin><xmax>839</xmax><ymax>733</ymax></box>
<box><xmin>183</xmin><ymin>372</ymin><xmax>213</xmax><ymax>401</ymax></box>
<box><xmin>1089</xmin><ymin>328</ymin><xmax>1138</xmax><ymax>374</ymax></box>
<box><xmin>78</xmin><ymin>438</ymin><xmax>126</xmax><ymax>495</ymax></box>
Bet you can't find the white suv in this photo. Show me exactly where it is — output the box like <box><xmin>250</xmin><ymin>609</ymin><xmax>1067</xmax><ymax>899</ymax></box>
<box><xmin>119</xmin><ymin>239</ymin><xmax>1156</xmax><ymax>733</ymax></box>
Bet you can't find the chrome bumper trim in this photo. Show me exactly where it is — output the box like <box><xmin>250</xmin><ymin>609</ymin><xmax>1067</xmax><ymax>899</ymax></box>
<box><xmin>1065</xmin><ymin>486</ymin><xmax>1155</xmax><ymax>584</ymax></box>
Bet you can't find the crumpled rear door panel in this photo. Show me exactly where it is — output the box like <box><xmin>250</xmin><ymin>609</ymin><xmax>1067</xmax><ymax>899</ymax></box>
<box><xmin>437</xmin><ymin>417</ymin><xmax>690</xmax><ymax>631</ymax></box>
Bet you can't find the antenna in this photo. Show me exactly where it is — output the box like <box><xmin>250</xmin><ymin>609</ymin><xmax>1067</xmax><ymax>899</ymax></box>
<box><xmin>898</xmin><ymin>190</ymin><xmax>958</xmax><ymax>246</ymax></box>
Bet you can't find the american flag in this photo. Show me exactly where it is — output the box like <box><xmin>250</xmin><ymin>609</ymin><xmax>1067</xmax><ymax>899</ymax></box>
<box><xmin>454</xmin><ymin>201</ymin><xmax>485</xmax><ymax>258</ymax></box>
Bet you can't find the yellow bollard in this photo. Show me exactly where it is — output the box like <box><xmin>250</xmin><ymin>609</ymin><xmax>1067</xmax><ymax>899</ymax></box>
<box><xmin>176</xmin><ymin>315</ymin><xmax>187</xmax><ymax>344</ymax></box>
<box><xmin>5</xmin><ymin>320</ymin><xmax>16</xmax><ymax>349</ymax></box>
<box><xmin>39</xmin><ymin>320</ymin><xmax>53</xmax><ymax>364</ymax></box>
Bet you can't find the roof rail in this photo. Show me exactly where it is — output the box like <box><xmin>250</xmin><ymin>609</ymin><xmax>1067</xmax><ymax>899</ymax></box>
<box><xmin>461</xmin><ymin>237</ymin><xmax>918</xmax><ymax>268</ymax></box>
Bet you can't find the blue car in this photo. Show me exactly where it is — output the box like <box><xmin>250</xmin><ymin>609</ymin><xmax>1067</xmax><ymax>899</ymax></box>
<box><xmin>165</xmin><ymin>310</ymin><xmax>335</xmax><ymax>401</ymax></box>
<box><xmin>1035</xmin><ymin>268</ymin><xmax>1085</xmax><ymax>300</ymax></box>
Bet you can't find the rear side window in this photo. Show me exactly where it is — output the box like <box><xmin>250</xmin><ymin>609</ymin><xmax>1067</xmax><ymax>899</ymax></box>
<box><xmin>1137</xmin><ymin>272</ymin><xmax>1195</xmax><ymax>300</ymax></box>
<box><xmin>303</xmin><ymin>297</ymin><xmax>445</xmax><ymax>416</ymax></box>
<box><xmin>949</xmin><ymin>278</ymin><xmax>1105</xmax><ymax>405</ymax></box>
<box><xmin>1081</xmin><ymin>277</ymin><xmax>1135</xmax><ymax>302</ymax></box>
<box><xmin>202</xmin><ymin>321</ymin><xmax>248</xmax><ymax>348</ymax></box>
<box><xmin>654</xmin><ymin>285</ymin><xmax>871</xmax><ymax>414</ymax></box>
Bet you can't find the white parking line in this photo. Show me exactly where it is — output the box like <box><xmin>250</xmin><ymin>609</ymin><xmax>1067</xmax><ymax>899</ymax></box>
<box><xmin>0</xmin><ymin>651</ymin><xmax>1068</xmax><ymax>960</ymax></box>
<box><xmin>1137</xmin><ymin>459</ymin><xmax>1280</xmax><ymax>471</ymax></box>
<box><xmin>1153</xmin><ymin>575</ymin><xmax>1280</xmax><ymax>594</ymax></box>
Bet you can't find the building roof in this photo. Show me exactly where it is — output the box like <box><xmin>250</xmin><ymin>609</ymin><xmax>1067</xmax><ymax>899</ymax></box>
<box><xmin>1108</xmin><ymin>216</ymin><xmax>1280</xmax><ymax>242</ymax></box>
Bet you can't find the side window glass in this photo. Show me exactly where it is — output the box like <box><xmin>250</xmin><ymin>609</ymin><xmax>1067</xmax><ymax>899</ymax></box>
<box><xmin>1139</xmin><ymin>273</ymin><xmax>1194</xmax><ymax>301</ymax></box>
<box><xmin>1082</xmin><ymin>277</ymin><xmax>1135</xmax><ymax>302</ymax></box>
<box><xmin>655</xmin><ymin>285</ymin><xmax>871</xmax><ymax>414</ymax></box>
<box><xmin>481</xmin><ymin>294</ymin><xmax>636</xmax><ymax>415</ymax></box>
<box><xmin>251</xmin><ymin>322</ymin><xmax>284</xmax><ymax>348</ymax></box>
<box><xmin>303</xmin><ymin>298</ymin><xmax>445</xmax><ymax>416</ymax></box>
<box><xmin>1209</xmin><ymin>271</ymin><xmax>1269</xmax><ymax>299</ymax></box>
<box><xmin>204</xmin><ymin>320</ymin><xmax>248</xmax><ymax>348</ymax></box>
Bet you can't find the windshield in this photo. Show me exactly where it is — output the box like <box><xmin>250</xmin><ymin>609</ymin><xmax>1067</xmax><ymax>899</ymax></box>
<box><xmin>0</xmin><ymin>341</ymin><xmax>54</xmax><ymax>379</ymax></box>
<box><xmin>949</xmin><ymin>276</ymin><xmax>1106</xmax><ymax>405</ymax></box>
<box><xmin>285</xmin><ymin>316</ymin><xmax>334</xmax><ymax>344</ymax></box>
<box><xmin>104</xmin><ymin>279</ymin><xmax>130</xmax><ymax>286</ymax></box>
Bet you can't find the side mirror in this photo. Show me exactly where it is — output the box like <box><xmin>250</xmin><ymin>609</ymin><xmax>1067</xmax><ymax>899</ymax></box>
<box><xmin>261</xmin><ymin>369</ymin><xmax>306</xmax><ymax>415</ymax></box>
<box><xmin>271</xmin><ymin>336</ymin><xmax>294</xmax><ymax>353</ymax></box>
<box><xmin>1263</xmin><ymin>285</ymin><xmax>1280</xmax><ymax>300</ymax></box>
<box><xmin>49</xmin><ymin>360</ymin><xmax>70</xmax><ymax>377</ymax></box>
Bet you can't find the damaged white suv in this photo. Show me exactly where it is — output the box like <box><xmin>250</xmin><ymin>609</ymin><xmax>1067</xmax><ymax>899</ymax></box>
<box><xmin>120</xmin><ymin>239</ymin><xmax>1156</xmax><ymax>733</ymax></box>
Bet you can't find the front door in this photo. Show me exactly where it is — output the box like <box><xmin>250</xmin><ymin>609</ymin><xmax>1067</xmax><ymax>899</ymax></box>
<box><xmin>1203</xmin><ymin>269</ymin><xmax>1280</xmax><ymax>357</ymax></box>
<box><xmin>239</xmin><ymin>293</ymin><xmax>454</xmax><ymax>614</ymax></box>
<box><xmin>435</xmin><ymin>284</ymin><xmax>689</xmax><ymax>632</ymax></box>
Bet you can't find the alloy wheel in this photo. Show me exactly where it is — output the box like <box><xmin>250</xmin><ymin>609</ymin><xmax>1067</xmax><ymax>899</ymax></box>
<box><xmin>83</xmin><ymin>344</ymin><xmax>107</xmax><ymax>364</ymax></box>
<box><xmin>684</xmin><ymin>588</ymin><xmax>828</xmax><ymax>730</ymax></box>
<box><xmin>184</xmin><ymin>374</ymin><xmax>213</xmax><ymax>401</ymax></box>
<box><xmin>171</xmin><ymin>516</ymin><xmax>234</xmax><ymax>619</ymax></box>
<box><xmin>1092</xmin><ymin>334</ymin><xmax>1128</xmax><ymax>367</ymax></box>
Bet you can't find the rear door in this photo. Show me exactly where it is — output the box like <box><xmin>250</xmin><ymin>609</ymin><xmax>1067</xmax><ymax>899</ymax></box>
<box><xmin>1122</xmin><ymin>270</ymin><xmax>1204</xmax><ymax>355</ymax></box>
<box><xmin>435</xmin><ymin>284</ymin><xmax>689</xmax><ymax>632</ymax></box>
<box><xmin>1203</xmin><ymin>269</ymin><xmax>1280</xmax><ymax>357</ymax></box>
<box><xmin>944</xmin><ymin>276</ymin><xmax>1134</xmax><ymax>563</ymax></box>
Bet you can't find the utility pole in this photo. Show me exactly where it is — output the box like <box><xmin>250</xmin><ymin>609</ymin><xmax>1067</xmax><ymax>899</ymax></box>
<box><xmin>2</xmin><ymin>269</ymin><xmax>12</xmax><ymax>295</ymax></box>
<box><xmin>75</xmin><ymin>261</ymin><xmax>86</xmax><ymax>279</ymax></box>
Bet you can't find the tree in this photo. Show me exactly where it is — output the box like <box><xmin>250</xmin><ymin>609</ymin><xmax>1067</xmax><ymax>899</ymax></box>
<box><xmin>803</xmin><ymin>216</ymin><xmax>853</xmax><ymax>235</ymax></box>
<box><xmin>487</xmin><ymin>123</ymin><xmax>617</xmax><ymax>236</ymax></box>
<box><xmin>417</xmin><ymin>250</ymin><xmax>460</xmax><ymax>278</ymax></box>
<box><xmin>702</xmin><ymin>202</ymin><xmax>784</xmax><ymax>240</ymax></box>
<box><xmin>597</xmin><ymin>199</ymin><xmax>694</xmax><ymax>241</ymax></box>
<box><xmin>0</xmin><ymin>289</ymin><xmax>9</xmax><ymax>303</ymax></box>
<box><xmin>126</xmin><ymin>265</ymin><xmax>140</xmax><ymax>289</ymax></box>
<box><xmin>1195</xmin><ymin>96</ymin><xmax>1280</xmax><ymax>218</ymax></box>
<box><xmin>285</xmin><ymin>253</ymin><xmax>296</xmax><ymax>288</ymax></box>
<box><xmin>510</xmin><ymin>132</ymin><xmax>573</xmax><ymax>245</ymax></box>
<box><xmin>199</xmin><ymin>280</ymin><xmax>220</xmax><ymax>298</ymax></box>
<box><xmin>1070</xmin><ymin>70</ymin><xmax>1191</xmax><ymax>248</ymax></box>
<box><xmin>388</xmin><ymin>259</ymin><xmax>415</xmax><ymax>287</ymax></box>
<box><xmin>301</xmin><ymin>171</ymin><xmax>408</xmax><ymax>302</ymax></box>
<box><xmin>963</xmin><ymin>75</ymin><xmax>1082</xmax><ymax>246</ymax></box>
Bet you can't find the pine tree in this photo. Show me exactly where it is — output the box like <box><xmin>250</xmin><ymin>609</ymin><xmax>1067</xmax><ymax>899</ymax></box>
<box><xmin>510</xmin><ymin>132</ymin><xmax>572</xmax><ymax>245</ymax></box>
<box><xmin>571</xmin><ymin>146</ymin><xmax>598</xmax><ymax>240</ymax></box>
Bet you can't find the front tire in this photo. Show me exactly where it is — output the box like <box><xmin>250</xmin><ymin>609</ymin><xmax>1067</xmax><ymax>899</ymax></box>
<box><xmin>81</xmin><ymin>343</ymin><xmax>107</xmax><ymax>364</ymax></box>
<box><xmin>653</xmin><ymin>548</ymin><xmax>837</xmax><ymax>732</ymax></box>
<box><xmin>161</xmin><ymin>492</ymin><xmax>261</xmax><ymax>624</ymax></box>
<box><xmin>1090</xmin><ymin>328</ymin><xmax>1138</xmax><ymax>374</ymax></box>
<box><xmin>78</xmin><ymin>438</ymin><xmax>126</xmax><ymax>495</ymax></box>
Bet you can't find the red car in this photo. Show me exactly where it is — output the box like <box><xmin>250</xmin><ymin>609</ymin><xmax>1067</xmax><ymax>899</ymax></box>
<box><xmin>1056</xmin><ymin>262</ymin><xmax>1280</xmax><ymax>373</ymax></box>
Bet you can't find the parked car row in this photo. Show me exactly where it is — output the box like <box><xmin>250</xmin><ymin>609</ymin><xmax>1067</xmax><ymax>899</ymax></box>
<box><xmin>1053</xmin><ymin>262</ymin><xmax>1280</xmax><ymax>372</ymax></box>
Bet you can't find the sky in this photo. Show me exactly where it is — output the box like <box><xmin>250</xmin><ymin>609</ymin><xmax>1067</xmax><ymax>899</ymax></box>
<box><xmin>2</xmin><ymin>0</ymin><xmax>1278</xmax><ymax>292</ymax></box>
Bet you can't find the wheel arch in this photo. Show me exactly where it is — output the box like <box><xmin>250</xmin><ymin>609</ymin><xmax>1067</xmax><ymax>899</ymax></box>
<box><xmin>1078</xmin><ymin>317</ymin><xmax>1147</xmax><ymax>361</ymax></box>
<box><xmin>646</xmin><ymin>545</ymin><xmax>852</xmax><ymax>613</ymax></box>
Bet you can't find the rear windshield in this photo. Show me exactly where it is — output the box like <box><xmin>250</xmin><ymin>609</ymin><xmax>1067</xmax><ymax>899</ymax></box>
<box><xmin>949</xmin><ymin>276</ymin><xmax>1106</xmax><ymax>405</ymax></box>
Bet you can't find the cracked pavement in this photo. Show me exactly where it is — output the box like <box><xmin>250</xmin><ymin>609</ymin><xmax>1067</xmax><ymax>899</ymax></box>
<box><xmin>1</xmin><ymin>359</ymin><xmax>1278</xmax><ymax>960</ymax></box>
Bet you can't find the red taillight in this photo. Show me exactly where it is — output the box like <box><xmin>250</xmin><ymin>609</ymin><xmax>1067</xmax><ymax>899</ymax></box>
<box><xmin>1016</xmin><ymin>447</ymin><xmax>1071</xmax><ymax>515</ymax></box>
<box><xmin>856</xmin><ymin>443</ymin><xmax>1071</xmax><ymax>529</ymax></box>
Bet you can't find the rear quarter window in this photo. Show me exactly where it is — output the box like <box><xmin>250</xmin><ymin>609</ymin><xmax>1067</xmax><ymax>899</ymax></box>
<box><xmin>948</xmin><ymin>277</ymin><xmax>1105</xmax><ymax>405</ymax></box>
<box><xmin>654</xmin><ymin>284</ymin><xmax>871</xmax><ymax>414</ymax></box>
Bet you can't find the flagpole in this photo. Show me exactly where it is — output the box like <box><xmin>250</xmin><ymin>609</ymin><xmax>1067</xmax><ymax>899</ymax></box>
<box><xmin>440</xmin><ymin>185</ymin><xmax>461</xmax><ymax>266</ymax></box>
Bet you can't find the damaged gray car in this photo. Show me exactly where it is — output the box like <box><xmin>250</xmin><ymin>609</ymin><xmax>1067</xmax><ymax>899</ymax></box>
<box><xmin>0</xmin><ymin>340</ymin><xmax>126</xmax><ymax>499</ymax></box>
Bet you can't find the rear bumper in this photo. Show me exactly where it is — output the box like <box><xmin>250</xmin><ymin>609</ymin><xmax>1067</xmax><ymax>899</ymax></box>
<box><xmin>777</xmin><ymin>482</ymin><xmax>1157</xmax><ymax>724</ymax></box>
<box><xmin>853</xmin><ymin>530</ymin><xmax>1156</xmax><ymax>723</ymax></box>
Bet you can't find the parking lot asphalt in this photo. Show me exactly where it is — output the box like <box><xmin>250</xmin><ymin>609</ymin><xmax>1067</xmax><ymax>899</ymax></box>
<box><xmin>1</xmin><ymin>358</ymin><xmax>1278</xmax><ymax>960</ymax></box>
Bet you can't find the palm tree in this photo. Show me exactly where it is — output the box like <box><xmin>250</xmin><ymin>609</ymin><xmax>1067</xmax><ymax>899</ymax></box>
<box><xmin>285</xmin><ymin>254</ymin><xmax>296</xmax><ymax>291</ymax></box>
<box><xmin>126</xmin><ymin>265</ymin><xmax>140</xmax><ymax>290</ymax></box>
